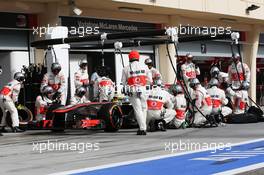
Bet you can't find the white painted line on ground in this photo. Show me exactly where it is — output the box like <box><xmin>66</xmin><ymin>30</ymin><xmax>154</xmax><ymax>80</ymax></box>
<box><xmin>222</xmin><ymin>152</ymin><xmax>264</xmax><ymax>155</ymax></box>
<box><xmin>49</xmin><ymin>138</ymin><xmax>264</xmax><ymax>175</ymax></box>
<box><xmin>210</xmin><ymin>155</ymin><xmax>256</xmax><ymax>157</ymax></box>
<box><xmin>214</xmin><ymin>162</ymin><xmax>264</xmax><ymax>175</ymax></box>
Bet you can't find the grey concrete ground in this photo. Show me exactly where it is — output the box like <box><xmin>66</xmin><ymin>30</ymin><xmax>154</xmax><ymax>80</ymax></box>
<box><xmin>0</xmin><ymin>123</ymin><xmax>263</xmax><ymax>175</ymax></box>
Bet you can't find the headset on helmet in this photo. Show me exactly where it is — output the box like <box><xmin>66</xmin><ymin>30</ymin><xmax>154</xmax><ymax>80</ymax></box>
<box><xmin>145</xmin><ymin>58</ymin><xmax>152</xmax><ymax>65</ymax></box>
<box><xmin>51</xmin><ymin>62</ymin><xmax>61</xmax><ymax>73</ymax></box>
<box><xmin>14</xmin><ymin>72</ymin><xmax>25</xmax><ymax>82</ymax></box>
<box><xmin>189</xmin><ymin>78</ymin><xmax>200</xmax><ymax>89</ymax></box>
<box><xmin>209</xmin><ymin>78</ymin><xmax>219</xmax><ymax>87</ymax></box>
<box><xmin>129</xmin><ymin>50</ymin><xmax>140</xmax><ymax>62</ymax></box>
<box><xmin>42</xmin><ymin>86</ymin><xmax>53</xmax><ymax>95</ymax></box>
<box><xmin>76</xmin><ymin>86</ymin><xmax>87</xmax><ymax>97</ymax></box>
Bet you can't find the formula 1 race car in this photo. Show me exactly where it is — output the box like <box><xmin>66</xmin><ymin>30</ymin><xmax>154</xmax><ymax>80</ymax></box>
<box><xmin>26</xmin><ymin>102</ymin><xmax>135</xmax><ymax>132</ymax></box>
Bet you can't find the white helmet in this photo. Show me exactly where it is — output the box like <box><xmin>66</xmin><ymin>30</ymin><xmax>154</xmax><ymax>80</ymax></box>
<box><xmin>42</xmin><ymin>86</ymin><xmax>53</xmax><ymax>96</ymax></box>
<box><xmin>209</xmin><ymin>78</ymin><xmax>219</xmax><ymax>87</ymax></box>
<box><xmin>210</xmin><ymin>66</ymin><xmax>220</xmax><ymax>78</ymax></box>
<box><xmin>51</xmin><ymin>62</ymin><xmax>61</xmax><ymax>74</ymax></box>
<box><xmin>145</xmin><ymin>58</ymin><xmax>152</xmax><ymax>65</ymax></box>
<box><xmin>189</xmin><ymin>78</ymin><xmax>200</xmax><ymax>89</ymax></box>
<box><xmin>79</xmin><ymin>59</ymin><xmax>88</xmax><ymax>67</ymax></box>
<box><xmin>171</xmin><ymin>84</ymin><xmax>183</xmax><ymax>95</ymax></box>
<box><xmin>76</xmin><ymin>86</ymin><xmax>87</xmax><ymax>97</ymax></box>
<box><xmin>14</xmin><ymin>72</ymin><xmax>25</xmax><ymax>82</ymax></box>
<box><xmin>241</xmin><ymin>81</ymin><xmax>250</xmax><ymax>90</ymax></box>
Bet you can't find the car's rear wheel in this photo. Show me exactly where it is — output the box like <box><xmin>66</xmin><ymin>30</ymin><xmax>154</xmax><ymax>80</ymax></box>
<box><xmin>98</xmin><ymin>103</ymin><xmax>123</xmax><ymax>132</ymax></box>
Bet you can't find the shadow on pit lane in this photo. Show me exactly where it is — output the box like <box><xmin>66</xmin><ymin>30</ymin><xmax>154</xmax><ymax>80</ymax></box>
<box><xmin>24</xmin><ymin>130</ymin><xmax>104</xmax><ymax>136</ymax></box>
<box><xmin>24</xmin><ymin>128</ymin><xmax>143</xmax><ymax>136</ymax></box>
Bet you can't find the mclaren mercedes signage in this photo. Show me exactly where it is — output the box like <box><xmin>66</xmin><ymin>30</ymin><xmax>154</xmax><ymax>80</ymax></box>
<box><xmin>60</xmin><ymin>16</ymin><xmax>161</xmax><ymax>35</ymax></box>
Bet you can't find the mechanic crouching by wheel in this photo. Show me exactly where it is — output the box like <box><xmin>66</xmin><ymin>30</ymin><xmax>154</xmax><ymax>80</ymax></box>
<box><xmin>94</xmin><ymin>67</ymin><xmax>115</xmax><ymax>102</ymax></box>
<box><xmin>189</xmin><ymin>78</ymin><xmax>213</xmax><ymax>126</ymax></box>
<box><xmin>207</xmin><ymin>79</ymin><xmax>232</xmax><ymax>117</ymax></box>
<box><xmin>41</xmin><ymin>63</ymin><xmax>66</xmax><ymax>105</ymax></box>
<box><xmin>0</xmin><ymin>72</ymin><xmax>25</xmax><ymax>133</ymax></box>
<box><xmin>121</xmin><ymin>50</ymin><xmax>152</xmax><ymax>135</ymax></box>
<box><xmin>170</xmin><ymin>84</ymin><xmax>187</xmax><ymax>129</ymax></box>
<box><xmin>70</xmin><ymin>86</ymin><xmax>90</xmax><ymax>105</ymax></box>
<box><xmin>35</xmin><ymin>86</ymin><xmax>53</xmax><ymax>121</ymax></box>
<box><xmin>74</xmin><ymin>59</ymin><xmax>90</xmax><ymax>102</ymax></box>
<box><xmin>233</xmin><ymin>81</ymin><xmax>250</xmax><ymax>114</ymax></box>
<box><xmin>146</xmin><ymin>80</ymin><xmax>176</xmax><ymax>132</ymax></box>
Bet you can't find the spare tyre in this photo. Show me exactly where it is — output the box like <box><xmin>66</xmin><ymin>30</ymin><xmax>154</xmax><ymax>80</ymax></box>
<box><xmin>98</xmin><ymin>103</ymin><xmax>123</xmax><ymax>132</ymax></box>
<box><xmin>1</xmin><ymin>105</ymin><xmax>33</xmax><ymax>127</ymax></box>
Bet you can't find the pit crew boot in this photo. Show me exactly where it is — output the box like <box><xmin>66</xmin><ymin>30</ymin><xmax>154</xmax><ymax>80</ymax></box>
<box><xmin>157</xmin><ymin>120</ymin><xmax>166</xmax><ymax>132</ymax></box>
<box><xmin>137</xmin><ymin>130</ymin><xmax>147</xmax><ymax>135</ymax></box>
<box><xmin>0</xmin><ymin>127</ymin><xmax>8</xmax><ymax>133</ymax></box>
<box><xmin>12</xmin><ymin>127</ymin><xmax>25</xmax><ymax>133</ymax></box>
<box><xmin>181</xmin><ymin>122</ymin><xmax>188</xmax><ymax>129</ymax></box>
<box><xmin>148</xmin><ymin>120</ymin><xmax>157</xmax><ymax>132</ymax></box>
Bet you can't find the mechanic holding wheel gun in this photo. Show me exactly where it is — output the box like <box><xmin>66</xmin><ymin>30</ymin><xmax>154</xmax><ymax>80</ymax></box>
<box><xmin>146</xmin><ymin>79</ymin><xmax>176</xmax><ymax>132</ymax></box>
<box><xmin>233</xmin><ymin>81</ymin><xmax>250</xmax><ymax>114</ymax></box>
<box><xmin>207</xmin><ymin>79</ymin><xmax>232</xmax><ymax>117</ymax></box>
<box><xmin>189</xmin><ymin>78</ymin><xmax>213</xmax><ymax>126</ymax></box>
<box><xmin>170</xmin><ymin>84</ymin><xmax>187</xmax><ymax>129</ymax></box>
<box><xmin>41</xmin><ymin>63</ymin><xmax>66</xmax><ymax>105</ymax></box>
<box><xmin>121</xmin><ymin>50</ymin><xmax>152</xmax><ymax>135</ymax></box>
<box><xmin>35</xmin><ymin>86</ymin><xmax>53</xmax><ymax>121</ymax></box>
<box><xmin>0</xmin><ymin>72</ymin><xmax>25</xmax><ymax>133</ymax></box>
<box><xmin>74</xmin><ymin>59</ymin><xmax>90</xmax><ymax>102</ymax></box>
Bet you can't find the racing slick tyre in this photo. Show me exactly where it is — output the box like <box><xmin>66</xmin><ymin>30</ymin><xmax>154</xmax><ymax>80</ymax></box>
<box><xmin>98</xmin><ymin>103</ymin><xmax>123</xmax><ymax>132</ymax></box>
<box><xmin>185</xmin><ymin>110</ymin><xmax>194</xmax><ymax>127</ymax></box>
<box><xmin>226</xmin><ymin>113</ymin><xmax>259</xmax><ymax>124</ymax></box>
<box><xmin>247</xmin><ymin>106</ymin><xmax>264</xmax><ymax>122</ymax></box>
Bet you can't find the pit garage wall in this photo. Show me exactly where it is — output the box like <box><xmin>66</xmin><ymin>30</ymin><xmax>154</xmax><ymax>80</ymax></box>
<box><xmin>0</xmin><ymin>51</ymin><xmax>29</xmax><ymax>89</ymax></box>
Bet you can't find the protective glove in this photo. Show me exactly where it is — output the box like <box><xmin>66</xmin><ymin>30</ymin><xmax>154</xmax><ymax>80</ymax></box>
<box><xmin>14</xmin><ymin>101</ymin><xmax>19</xmax><ymax>106</ymax></box>
<box><xmin>160</xmin><ymin>109</ymin><xmax>166</xmax><ymax>118</ymax></box>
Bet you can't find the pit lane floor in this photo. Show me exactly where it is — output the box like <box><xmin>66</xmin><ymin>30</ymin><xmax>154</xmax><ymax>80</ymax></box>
<box><xmin>0</xmin><ymin>123</ymin><xmax>263</xmax><ymax>175</ymax></box>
